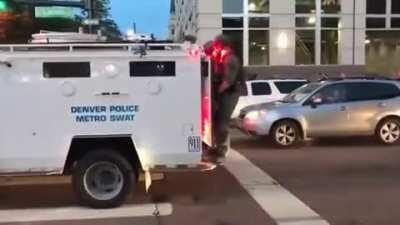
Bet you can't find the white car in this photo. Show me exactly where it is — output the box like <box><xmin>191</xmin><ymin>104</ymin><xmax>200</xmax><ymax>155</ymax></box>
<box><xmin>126</xmin><ymin>33</ymin><xmax>154</xmax><ymax>42</ymax></box>
<box><xmin>232</xmin><ymin>79</ymin><xmax>308</xmax><ymax>118</ymax></box>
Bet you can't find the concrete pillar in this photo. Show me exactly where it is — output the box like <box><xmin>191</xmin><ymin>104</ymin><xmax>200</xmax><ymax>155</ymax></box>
<box><xmin>338</xmin><ymin>0</ymin><xmax>354</xmax><ymax>65</ymax></box>
<box><xmin>243</xmin><ymin>0</ymin><xmax>249</xmax><ymax>66</ymax></box>
<box><xmin>196</xmin><ymin>0</ymin><xmax>222</xmax><ymax>45</ymax></box>
<box><xmin>338</xmin><ymin>0</ymin><xmax>365</xmax><ymax>66</ymax></box>
<box><xmin>354</xmin><ymin>0</ymin><xmax>366</xmax><ymax>65</ymax></box>
<box><xmin>269</xmin><ymin>0</ymin><xmax>295</xmax><ymax>65</ymax></box>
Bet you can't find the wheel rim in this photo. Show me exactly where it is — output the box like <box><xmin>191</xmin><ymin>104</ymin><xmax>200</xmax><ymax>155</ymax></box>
<box><xmin>83</xmin><ymin>161</ymin><xmax>124</xmax><ymax>201</ymax></box>
<box><xmin>380</xmin><ymin>122</ymin><xmax>400</xmax><ymax>144</ymax></box>
<box><xmin>275</xmin><ymin>124</ymin><xmax>296</xmax><ymax>146</ymax></box>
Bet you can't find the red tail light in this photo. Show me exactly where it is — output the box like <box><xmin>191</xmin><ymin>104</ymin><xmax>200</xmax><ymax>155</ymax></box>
<box><xmin>201</xmin><ymin>60</ymin><xmax>213</xmax><ymax>147</ymax></box>
<box><xmin>201</xmin><ymin>90</ymin><xmax>212</xmax><ymax>147</ymax></box>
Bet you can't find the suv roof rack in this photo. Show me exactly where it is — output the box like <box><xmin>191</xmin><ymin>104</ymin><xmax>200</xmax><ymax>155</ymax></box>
<box><xmin>247</xmin><ymin>74</ymin><xmax>309</xmax><ymax>81</ymax></box>
<box><xmin>319</xmin><ymin>76</ymin><xmax>396</xmax><ymax>82</ymax></box>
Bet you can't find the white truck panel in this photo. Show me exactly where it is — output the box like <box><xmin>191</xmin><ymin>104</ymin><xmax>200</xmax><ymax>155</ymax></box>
<box><xmin>0</xmin><ymin>45</ymin><xmax>204</xmax><ymax>174</ymax></box>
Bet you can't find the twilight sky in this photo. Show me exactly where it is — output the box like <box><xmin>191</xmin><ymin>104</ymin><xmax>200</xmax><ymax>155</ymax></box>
<box><xmin>110</xmin><ymin>0</ymin><xmax>171</xmax><ymax>39</ymax></box>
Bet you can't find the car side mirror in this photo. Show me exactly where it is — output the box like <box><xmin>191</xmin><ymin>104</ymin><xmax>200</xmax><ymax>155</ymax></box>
<box><xmin>310</xmin><ymin>97</ymin><xmax>322</xmax><ymax>108</ymax></box>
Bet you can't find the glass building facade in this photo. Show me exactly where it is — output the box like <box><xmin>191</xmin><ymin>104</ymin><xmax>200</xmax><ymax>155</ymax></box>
<box><xmin>365</xmin><ymin>0</ymin><xmax>400</xmax><ymax>75</ymax></box>
<box><xmin>217</xmin><ymin>0</ymin><xmax>400</xmax><ymax>75</ymax></box>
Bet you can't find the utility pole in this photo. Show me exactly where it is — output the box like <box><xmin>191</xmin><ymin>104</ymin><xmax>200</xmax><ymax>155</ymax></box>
<box><xmin>352</xmin><ymin>0</ymin><xmax>356</xmax><ymax>65</ymax></box>
<box><xmin>87</xmin><ymin>0</ymin><xmax>93</xmax><ymax>34</ymax></box>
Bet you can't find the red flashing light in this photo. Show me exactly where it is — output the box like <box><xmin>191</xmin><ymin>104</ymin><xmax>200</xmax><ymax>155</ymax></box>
<box><xmin>211</xmin><ymin>46</ymin><xmax>230</xmax><ymax>64</ymax></box>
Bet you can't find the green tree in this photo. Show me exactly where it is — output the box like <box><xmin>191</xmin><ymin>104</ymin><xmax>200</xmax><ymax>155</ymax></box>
<box><xmin>0</xmin><ymin>0</ymin><xmax>8</xmax><ymax>12</ymax></box>
<box><xmin>86</xmin><ymin>0</ymin><xmax>121</xmax><ymax>40</ymax></box>
<box><xmin>0</xmin><ymin>0</ymin><xmax>84</xmax><ymax>43</ymax></box>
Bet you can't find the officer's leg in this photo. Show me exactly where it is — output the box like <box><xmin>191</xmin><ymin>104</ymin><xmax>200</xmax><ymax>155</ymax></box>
<box><xmin>215</xmin><ymin>92</ymin><xmax>240</xmax><ymax>155</ymax></box>
<box><xmin>203</xmin><ymin>95</ymin><xmax>221</xmax><ymax>153</ymax></box>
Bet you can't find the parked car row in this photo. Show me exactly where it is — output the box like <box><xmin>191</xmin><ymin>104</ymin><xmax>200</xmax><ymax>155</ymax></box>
<box><xmin>232</xmin><ymin>79</ymin><xmax>308</xmax><ymax>118</ymax></box>
<box><xmin>235</xmin><ymin>78</ymin><xmax>400</xmax><ymax>148</ymax></box>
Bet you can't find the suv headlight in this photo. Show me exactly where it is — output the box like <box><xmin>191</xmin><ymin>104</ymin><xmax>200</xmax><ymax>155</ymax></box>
<box><xmin>246</xmin><ymin>110</ymin><xmax>267</xmax><ymax>120</ymax></box>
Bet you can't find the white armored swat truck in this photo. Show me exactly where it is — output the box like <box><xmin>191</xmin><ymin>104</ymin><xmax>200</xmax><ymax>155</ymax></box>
<box><xmin>0</xmin><ymin>42</ymin><xmax>213</xmax><ymax>208</ymax></box>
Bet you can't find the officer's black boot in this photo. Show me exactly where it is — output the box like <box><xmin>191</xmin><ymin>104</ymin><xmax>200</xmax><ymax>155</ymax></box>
<box><xmin>202</xmin><ymin>145</ymin><xmax>227</xmax><ymax>165</ymax></box>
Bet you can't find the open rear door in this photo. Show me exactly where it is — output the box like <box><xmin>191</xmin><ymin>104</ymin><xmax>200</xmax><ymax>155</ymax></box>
<box><xmin>201</xmin><ymin>58</ymin><xmax>213</xmax><ymax>147</ymax></box>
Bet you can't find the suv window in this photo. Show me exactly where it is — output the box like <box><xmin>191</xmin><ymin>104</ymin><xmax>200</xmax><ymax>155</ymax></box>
<box><xmin>346</xmin><ymin>82</ymin><xmax>400</xmax><ymax>101</ymax></box>
<box><xmin>251</xmin><ymin>82</ymin><xmax>272</xmax><ymax>96</ymax></box>
<box><xmin>274</xmin><ymin>81</ymin><xmax>308</xmax><ymax>94</ymax></box>
<box><xmin>310</xmin><ymin>83</ymin><xmax>348</xmax><ymax>104</ymax></box>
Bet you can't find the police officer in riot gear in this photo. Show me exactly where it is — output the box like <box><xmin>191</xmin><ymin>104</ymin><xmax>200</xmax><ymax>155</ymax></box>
<box><xmin>203</xmin><ymin>35</ymin><xmax>245</xmax><ymax>163</ymax></box>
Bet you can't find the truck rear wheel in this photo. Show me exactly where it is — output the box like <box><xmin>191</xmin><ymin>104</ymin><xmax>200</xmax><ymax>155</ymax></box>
<box><xmin>72</xmin><ymin>150</ymin><xmax>136</xmax><ymax>208</ymax></box>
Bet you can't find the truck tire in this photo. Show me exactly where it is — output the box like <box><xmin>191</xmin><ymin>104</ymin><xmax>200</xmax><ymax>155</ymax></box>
<box><xmin>72</xmin><ymin>150</ymin><xmax>136</xmax><ymax>208</ymax></box>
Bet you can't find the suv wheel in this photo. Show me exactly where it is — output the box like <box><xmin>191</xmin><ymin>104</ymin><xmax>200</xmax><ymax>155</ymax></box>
<box><xmin>72</xmin><ymin>150</ymin><xmax>136</xmax><ymax>208</ymax></box>
<box><xmin>271</xmin><ymin>120</ymin><xmax>301</xmax><ymax>148</ymax></box>
<box><xmin>376</xmin><ymin>118</ymin><xmax>400</xmax><ymax>145</ymax></box>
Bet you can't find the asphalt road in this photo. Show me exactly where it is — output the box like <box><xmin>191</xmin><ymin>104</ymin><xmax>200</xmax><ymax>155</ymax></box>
<box><xmin>232</xmin><ymin>132</ymin><xmax>400</xmax><ymax>225</ymax></box>
<box><xmin>1</xmin><ymin>131</ymin><xmax>400</xmax><ymax>225</ymax></box>
<box><xmin>0</xmin><ymin>169</ymin><xmax>274</xmax><ymax>225</ymax></box>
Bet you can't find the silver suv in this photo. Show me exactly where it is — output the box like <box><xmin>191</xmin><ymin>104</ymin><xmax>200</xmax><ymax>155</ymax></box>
<box><xmin>237</xmin><ymin>79</ymin><xmax>400</xmax><ymax>147</ymax></box>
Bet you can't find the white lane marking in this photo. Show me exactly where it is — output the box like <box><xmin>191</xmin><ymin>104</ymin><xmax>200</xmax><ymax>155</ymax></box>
<box><xmin>225</xmin><ymin>150</ymin><xmax>330</xmax><ymax>225</ymax></box>
<box><xmin>0</xmin><ymin>203</ymin><xmax>173</xmax><ymax>223</ymax></box>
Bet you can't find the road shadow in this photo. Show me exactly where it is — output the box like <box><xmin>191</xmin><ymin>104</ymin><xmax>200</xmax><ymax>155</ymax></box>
<box><xmin>0</xmin><ymin>184</ymin><xmax>149</xmax><ymax>209</ymax></box>
<box><xmin>231</xmin><ymin>132</ymin><xmax>392</xmax><ymax>150</ymax></box>
<box><xmin>149</xmin><ymin>168</ymin><xmax>245</xmax><ymax>206</ymax></box>
<box><xmin>312</xmin><ymin>136</ymin><xmax>383</xmax><ymax>147</ymax></box>
<box><xmin>231</xmin><ymin>135</ymin><xmax>275</xmax><ymax>150</ymax></box>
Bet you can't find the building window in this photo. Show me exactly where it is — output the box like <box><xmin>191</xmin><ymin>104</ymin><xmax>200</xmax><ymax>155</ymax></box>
<box><xmin>393</xmin><ymin>0</ymin><xmax>400</xmax><ymax>13</ymax></box>
<box><xmin>366</xmin><ymin>31</ymin><xmax>400</xmax><ymax>75</ymax></box>
<box><xmin>248</xmin><ymin>0</ymin><xmax>269</xmax><ymax>14</ymax></box>
<box><xmin>295</xmin><ymin>11</ymin><xmax>317</xmax><ymax>65</ymax></box>
<box><xmin>251</xmin><ymin>82</ymin><xmax>272</xmax><ymax>96</ymax></box>
<box><xmin>296</xmin><ymin>30</ymin><xmax>315</xmax><ymax>65</ymax></box>
<box><xmin>296</xmin><ymin>17</ymin><xmax>316</xmax><ymax>28</ymax></box>
<box><xmin>222</xmin><ymin>17</ymin><xmax>243</xmax><ymax>28</ymax></box>
<box><xmin>222</xmin><ymin>30</ymin><xmax>243</xmax><ymax>63</ymax></box>
<box><xmin>392</xmin><ymin>18</ymin><xmax>400</xmax><ymax>28</ymax></box>
<box><xmin>320</xmin><ymin>15</ymin><xmax>339</xmax><ymax>65</ymax></box>
<box><xmin>296</xmin><ymin>0</ymin><xmax>316</xmax><ymax>14</ymax></box>
<box><xmin>367</xmin><ymin>0</ymin><xmax>386</xmax><ymax>14</ymax></box>
<box><xmin>321</xmin><ymin>18</ymin><xmax>340</xmax><ymax>28</ymax></box>
<box><xmin>249</xmin><ymin>30</ymin><xmax>269</xmax><ymax>65</ymax></box>
<box><xmin>321</xmin><ymin>30</ymin><xmax>338</xmax><ymax>64</ymax></box>
<box><xmin>223</xmin><ymin>0</ymin><xmax>243</xmax><ymax>14</ymax></box>
<box><xmin>249</xmin><ymin>17</ymin><xmax>269</xmax><ymax>28</ymax></box>
<box><xmin>321</xmin><ymin>0</ymin><xmax>341</xmax><ymax>14</ymax></box>
<box><xmin>367</xmin><ymin>18</ymin><xmax>386</xmax><ymax>28</ymax></box>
